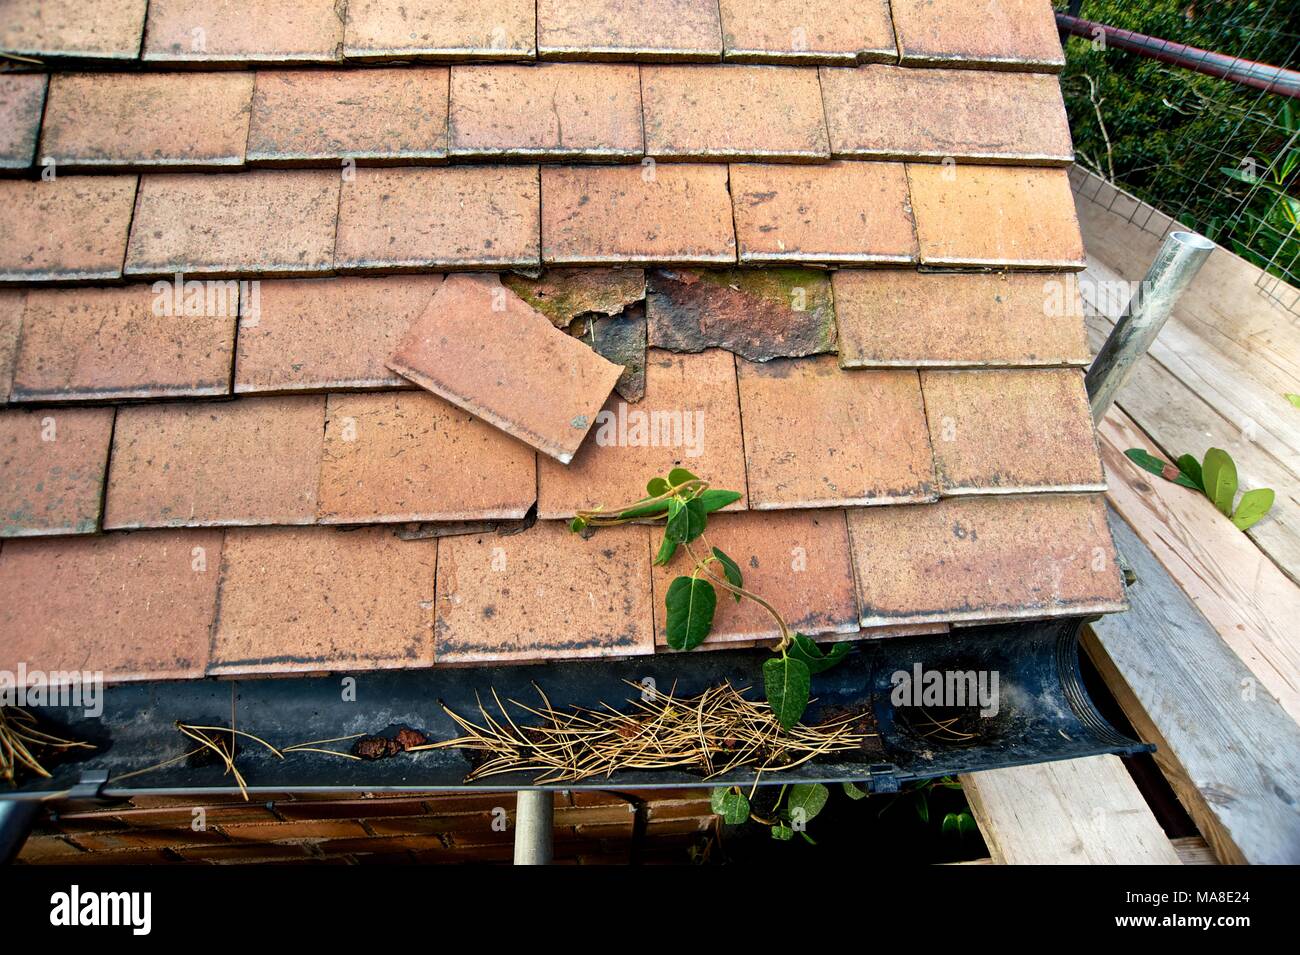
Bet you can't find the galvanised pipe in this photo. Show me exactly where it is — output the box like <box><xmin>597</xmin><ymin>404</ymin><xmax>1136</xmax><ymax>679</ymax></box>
<box><xmin>513</xmin><ymin>790</ymin><xmax>554</xmax><ymax>865</ymax></box>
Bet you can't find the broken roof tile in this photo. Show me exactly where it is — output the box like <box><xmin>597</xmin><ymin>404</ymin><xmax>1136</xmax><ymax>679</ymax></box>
<box><xmin>502</xmin><ymin>268</ymin><xmax>646</xmax><ymax>327</ymax></box>
<box><xmin>0</xmin><ymin>74</ymin><xmax>47</xmax><ymax>169</ymax></box>
<box><xmin>847</xmin><ymin>494</ymin><xmax>1126</xmax><ymax>626</ymax></box>
<box><xmin>234</xmin><ymin>275</ymin><xmax>442</xmax><ymax>393</ymax></box>
<box><xmin>0</xmin><ymin>0</ymin><xmax>147</xmax><ymax>59</ymax></box>
<box><xmin>388</xmin><ymin>273</ymin><xmax>622</xmax><ymax>464</ymax></box>
<box><xmin>921</xmin><ymin>368</ymin><xmax>1106</xmax><ymax>494</ymax></box>
<box><xmin>318</xmin><ymin>391</ymin><xmax>537</xmax><ymax>524</ymax></box>
<box><xmin>641</xmin><ymin>64</ymin><xmax>829</xmax><ymax>161</ymax></box>
<box><xmin>449</xmin><ymin>64</ymin><xmax>643</xmax><ymax>160</ymax></box>
<box><xmin>10</xmin><ymin>285</ymin><xmax>235</xmax><ymax>402</ymax></box>
<box><xmin>572</xmin><ymin>303</ymin><xmax>647</xmax><ymax>403</ymax></box>
<box><xmin>143</xmin><ymin>0</ymin><xmax>344</xmax><ymax>64</ymax></box>
<box><xmin>832</xmin><ymin>270</ymin><xmax>1090</xmax><ymax>367</ymax></box>
<box><xmin>210</xmin><ymin>526</ymin><xmax>436</xmax><ymax>675</ymax></box>
<box><xmin>344</xmin><ymin>0</ymin><xmax>535</xmax><ymax>61</ymax></box>
<box><xmin>247</xmin><ymin>67</ymin><xmax>449</xmax><ymax>164</ymax></box>
<box><xmin>335</xmin><ymin>166</ymin><xmax>540</xmax><ymax>271</ymax></box>
<box><xmin>0</xmin><ymin>177</ymin><xmax>137</xmax><ymax>283</ymax></box>
<box><xmin>0</xmin><ymin>406</ymin><xmax>115</xmax><ymax>537</ymax></box>
<box><xmin>541</xmin><ymin>164</ymin><xmax>736</xmax><ymax>265</ymax></box>
<box><xmin>647</xmin><ymin>267</ymin><xmax>836</xmax><ymax>361</ymax></box>
<box><xmin>125</xmin><ymin>170</ymin><xmax>340</xmax><ymax>277</ymax></box>
<box><xmin>537</xmin><ymin>348</ymin><xmax>748</xmax><ymax>518</ymax></box>
<box><xmin>890</xmin><ymin>0</ymin><xmax>1066</xmax><ymax>72</ymax></box>
<box><xmin>820</xmin><ymin>65</ymin><xmax>1073</xmax><ymax>165</ymax></box>
<box><xmin>737</xmin><ymin>356</ymin><xmax>935</xmax><ymax>508</ymax></box>
<box><xmin>0</xmin><ymin>291</ymin><xmax>22</xmax><ymax>403</ymax></box>
<box><xmin>719</xmin><ymin>0</ymin><xmax>896</xmax><ymax>64</ymax></box>
<box><xmin>908</xmin><ymin>164</ymin><xmax>1086</xmax><ymax>269</ymax></box>
<box><xmin>435</xmin><ymin>520</ymin><xmax>655</xmax><ymax>663</ymax></box>
<box><xmin>104</xmin><ymin>395</ymin><xmax>325</xmax><ymax>529</ymax></box>
<box><xmin>730</xmin><ymin>161</ymin><xmax>917</xmax><ymax>265</ymax></box>
<box><xmin>538</xmin><ymin>0</ymin><xmax>723</xmax><ymax>61</ymax></box>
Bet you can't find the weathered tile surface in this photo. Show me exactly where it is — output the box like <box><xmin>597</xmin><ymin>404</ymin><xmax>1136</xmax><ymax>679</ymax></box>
<box><xmin>0</xmin><ymin>291</ymin><xmax>22</xmax><ymax>402</ymax></box>
<box><xmin>318</xmin><ymin>391</ymin><xmax>536</xmax><ymax>523</ymax></box>
<box><xmin>234</xmin><ymin>275</ymin><xmax>442</xmax><ymax>393</ymax></box>
<box><xmin>0</xmin><ymin>177</ymin><xmax>137</xmax><ymax>282</ymax></box>
<box><xmin>571</xmin><ymin>303</ymin><xmax>648</xmax><ymax>403</ymax></box>
<box><xmin>125</xmin><ymin>171</ymin><xmax>340</xmax><ymax>277</ymax></box>
<box><xmin>0</xmin><ymin>406</ymin><xmax>115</xmax><ymax>537</ymax></box>
<box><xmin>388</xmin><ymin>274</ymin><xmax>621</xmax><ymax>464</ymax></box>
<box><xmin>730</xmin><ymin>161</ymin><xmax>917</xmax><ymax>264</ymax></box>
<box><xmin>0</xmin><ymin>74</ymin><xmax>47</xmax><ymax>168</ymax></box>
<box><xmin>248</xmin><ymin>68</ymin><xmax>449</xmax><ymax>164</ymax></box>
<box><xmin>921</xmin><ymin>368</ymin><xmax>1106</xmax><ymax>493</ymax></box>
<box><xmin>832</xmin><ymin>270</ymin><xmax>1091</xmax><ymax>367</ymax></box>
<box><xmin>821</xmin><ymin>66</ymin><xmax>1073</xmax><ymax>164</ymax></box>
<box><xmin>435</xmin><ymin>521</ymin><xmax>654</xmax><ymax>663</ymax></box>
<box><xmin>104</xmin><ymin>396</ymin><xmax>326</xmax><ymax>529</ymax></box>
<box><xmin>0</xmin><ymin>0</ymin><xmax>147</xmax><ymax>58</ymax></box>
<box><xmin>537</xmin><ymin>348</ymin><xmax>748</xmax><ymax>518</ymax></box>
<box><xmin>335</xmin><ymin>166</ymin><xmax>540</xmax><ymax>270</ymax></box>
<box><xmin>541</xmin><ymin>164</ymin><xmax>735</xmax><ymax>264</ymax></box>
<box><xmin>641</xmin><ymin>65</ymin><xmax>829</xmax><ymax>161</ymax></box>
<box><xmin>846</xmin><ymin>494</ymin><xmax>1126</xmax><ymax>626</ymax></box>
<box><xmin>538</xmin><ymin>0</ymin><xmax>722</xmax><ymax>61</ymax></box>
<box><xmin>0</xmin><ymin>529</ymin><xmax>223</xmax><ymax>682</ymax></box>
<box><xmin>908</xmin><ymin>164</ymin><xmax>1086</xmax><ymax>268</ymax></box>
<box><xmin>890</xmin><ymin>0</ymin><xmax>1066</xmax><ymax>71</ymax></box>
<box><xmin>503</xmin><ymin>268</ymin><xmax>646</xmax><ymax>327</ymax></box>
<box><xmin>11</xmin><ymin>285</ymin><xmax>235</xmax><ymax>402</ymax></box>
<box><xmin>737</xmin><ymin>356</ymin><xmax>934</xmax><ymax>508</ymax></box>
<box><xmin>719</xmin><ymin>0</ymin><xmax>896</xmax><ymax>63</ymax></box>
<box><xmin>344</xmin><ymin>0</ymin><xmax>536</xmax><ymax>60</ymax></box>
<box><xmin>144</xmin><ymin>0</ymin><xmax>344</xmax><ymax>63</ymax></box>
<box><xmin>210</xmin><ymin>526</ymin><xmax>436</xmax><ymax>675</ymax></box>
<box><xmin>449</xmin><ymin>64</ymin><xmax>643</xmax><ymax>159</ymax></box>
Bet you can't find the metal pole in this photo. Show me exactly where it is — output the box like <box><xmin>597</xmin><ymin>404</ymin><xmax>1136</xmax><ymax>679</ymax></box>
<box><xmin>513</xmin><ymin>790</ymin><xmax>554</xmax><ymax>865</ymax></box>
<box><xmin>0</xmin><ymin>800</ymin><xmax>39</xmax><ymax>865</ymax></box>
<box><xmin>1086</xmin><ymin>230</ymin><xmax>1216</xmax><ymax>423</ymax></box>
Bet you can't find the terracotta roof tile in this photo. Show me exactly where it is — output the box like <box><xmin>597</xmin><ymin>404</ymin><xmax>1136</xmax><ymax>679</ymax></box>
<box><xmin>503</xmin><ymin>268</ymin><xmax>646</xmax><ymax>326</ymax></box>
<box><xmin>0</xmin><ymin>406</ymin><xmax>114</xmax><ymax>537</ymax></box>
<box><xmin>0</xmin><ymin>177</ymin><xmax>137</xmax><ymax>283</ymax></box>
<box><xmin>847</xmin><ymin>494</ymin><xmax>1126</xmax><ymax>626</ymax></box>
<box><xmin>10</xmin><ymin>285</ymin><xmax>235</xmax><ymax>402</ymax></box>
<box><xmin>318</xmin><ymin>391</ymin><xmax>536</xmax><ymax>523</ymax></box>
<box><xmin>0</xmin><ymin>529</ymin><xmax>222</xmax><ymax>682</ymax></box>
<box><xmin>435</xmin><ymin>521</ymin><xmax>655</xmax><ymax>663</ymax></box>
<box><xmin>890</xmin><ymin>0</ymin><xmax>1065</xmax><ymax>72</ymax></box>
<box><xmin>538</xmin><ymin>0</ymin><xmax>723</xmax><ymax>61</ymax></box>
<box><xmin>908</xmin><ymin>164</ymin><xmax>1086</xmax><ymax>268</ymax></box>
<box><xmin>104</xmin><ymin>395</ymin><xmax>326</xmax><ymax>529</ymax></box>
<box><xmin>0</xmin><ymin>0</ymin><xmax>147</xmax><ymax>59</ymax></box>
<box><xmin>143</xmin><ymin>0</ymin><xmax>344</xmax><ymax>64</ymax></box>
<box><xmin>718</xmin><ymin>0</ymin><xmax>896</xmax><ymax>64</ymax></box>
<box><xmin>449</xmin><ymin>63</ymin><xmax>643</xmax><ymax>160</ymax></box>
<box><xmin>0</xmin><ymin>291</ymin><xmax>22</xmax><ymax>403</ymax></box>
<box><xmin>736</xmin><ymin>356</ymin><xmax>935</xmax><ymax>508</ymax></box>
<box><xmin>247</xmin><ymin>67</ymin><xmax>449</xmax><ymax>164</ymax></box>
<box><xmin>642</xmin><ymin>65</ymin><xmax>829</xmax><ymax>161</ymax></box>
<box><xmin>344</xmin><ymin>0</ymin><xmax>536</xmax><ymax>61</ymax></box>
<box><xmin>832</xmin><ymin>270</ymin><xmax>1091</xmax><ymax>367</ymax></box>
<box><xmin>125</xmin><ymin>170</ymin><xmax>340</xmax><ymax>277</ymax></box>
<box><xmin>820</xmin><ymin>65</ymin><xmax>1073</xmax><ymax>164</ymax></box>
<box><xmin>210</xmin><ymin>526</ymin><xmax>436</xmax><ymax>675</ymax></box>
<box><xmin>335</xmin><ymin>166</ymin><xmax>540</xmax><ymax>271</ymax></box>
<box><xmin>730</xmin><ymin>161</ymin><xmax>917</xmax><ymax>264</ymax></box>
<box><xmin>0</xmin><ymin>74</ymin><xmax>47</xmax><ymax>169</ymax></box>
<box><xmin>921</xmin><ymin>368</ymin><xmax>1106</xmax><ymax>494</ymax></box>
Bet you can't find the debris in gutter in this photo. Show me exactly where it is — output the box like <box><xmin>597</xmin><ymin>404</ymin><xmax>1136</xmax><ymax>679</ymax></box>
<box><xmin>569</xmin><ymin>301</ymin><xmax>647</xmax><ymax>403</ymax></box>
<box><xmin>351</xmin><ymin>726</ymin><xmax>429</xmax><ymax>760</ymax></box>
<box><xmin>0</xmin><ymin>706</ymin><xmax>93</xmax><ymax>786</ymax></box>
<box><xmin>504</xmin><ymin>267</ymin><xmax>646</xmax><ymax>328</ymax></box>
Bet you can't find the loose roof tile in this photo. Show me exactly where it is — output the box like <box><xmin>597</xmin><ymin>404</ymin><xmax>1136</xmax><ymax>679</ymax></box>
<box><xmin>641</xmin><ymin>65</ymin><xmax>829</xmax><ymax>161</ymax></box>
<box><xmin>0</xmin><ymin>406</ymin><xmax>114</xmax><ymax>537</ymax></box>
<box><xmin>907</xmin><ymin>164</ymin><xmax>1086</xmax><ymax>269</ymax></box>
<box><xmin>125</xmin><ymin>170</ymin><xmax>340</xmax><ymax>277</ymax></box>
<box><xmin>921</xmin><ymin>368</ymin><xmax>1106</xmax><ymax>494</ymax></box>
<box><xmin>0</xmin><ymin>291</ymin><xmax>22</xmax><ymax>403</ymax></box>
<box><xmin>435</xmin><ymin>520</ymin><xmax>655</xmax><ymax>663</ymax></box>
<box><xmin>537</xmin><ymin>348</ymin><xmax>748</xmax><ymax>518</ymax></box>
<box><xmin>104</xmin><ymin>395</ymin><xmax>326</xmax><ymax>529</ymax></box>
<box><xmin>537</xmin><ymin>0</ymin><xmax>723</xmax><ymax>61</ymax></box>
<box><xmin>247</xmin><ymin>68</ymin><xmax>449</xmax><ymax>165</ymax></box>
<box><xmin>541</xmin><ymin>164</ymin><xmax>736</xmax><ymax>265</ymax></box>
<box><xmin>0</xmin><ymin>177</ymin><xmax>137</xmax><ymax>283</ymax></box>
<box><xmin>0</xmin><ymin>74</ymin><xmax>47</xmax><ymax>169</ymax></box>
<box><xmin>832</xmin><ymin>270</ymin><xmax>1091</xmax><ymax>368</ymax></box>
<box><xmin>846</xmin><ymin>494</ymin><xmax>1126</xmax><ymax>626</ymax></box>
<box><xmin>143</xmin><ymin>0</ymin><xmax>344</xmax><ymax>64</ymax></box>
<box><xmin>890</xmin><ymin>0</ymin><xmax>1066</xmax><ymax>72</ymax></box>
<box><xmin>234</xmin><ymin>275</ymin><xmax>442</xmax><ymax>394</ymax></box>
<box><xmin>210</xmin><ymin>526</ymin><xmax>436</xmax><ymax>675</ymax></box>
<box><xmin>388</xmin><ymin>273</ymin><xmax>621</xmax><ymax>464</ymax></box>
<box><xmin>651</xmin><ymin>509</ymin><xmax>858</xmax><ymax>647</ymax></box>
<box><xmin>344</xmin><ymin>0</ymin><xmax>536</xmax><ymax>61</ymax></box>
<box><xmin>730</xmin><ymin>161</ymin><xmax>917</xmax><ymax>264</ymax></box>
<box><xmin>318</xmin><ymin>391</ymin><xmax>536</xmax><ymax>524</ymax></box>
<box><xmin>820</xmin><ymin>65</ymin><xmax>1073</xmax><ymax>165</ymax></box>
<box><xmin>10</xmin><ymin>285</ymin><xmax>235</xmax><ymax>402</ymax></box>
<box><xmin>0</xmin><ymin>0</ymin><xmax>147</xmax><ymax>59</ymax></box>
<box><xmin>449</xmin><ymin>64</ymin><xmax>643</xmax><ymax>160</ymax></box>
<box><xmin>335</xmin><ymin>166</ymin><xmax>540</xmax><ymax>271</ymax></box>
<box><xmin>736</xmin><ymin>356</ymin><xmax>935</xmax><ymax>508</ymax></box>
<box><xmin>0</xmin><ymin>529</ymin><xmax>223</xmax><ymax>682</ymax></box>
<box><xmin>718</xmin><ymin>0</ymin><xmax>896</xmax><ymax>64</ymax></box>
<box><xmin>502</xmin><ymin>268</ymin><xmax>646</xmax><ymax>327</ymax></box>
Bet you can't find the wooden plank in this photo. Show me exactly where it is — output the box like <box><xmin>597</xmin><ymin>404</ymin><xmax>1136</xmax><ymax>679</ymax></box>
<box><xmin>1085</xmin><ymin>507</ymin><xmax>1300</xmax><ymax>865</ymax></box>
<box><xmin>960</xmin><ymin>755</ymin><xmax>1181</xmax><ymax>864</ymax></box>
<box><xmin>953</xmin><ymin>836</ymin><xmax>1217</xmax><ymax>865</ymax></box>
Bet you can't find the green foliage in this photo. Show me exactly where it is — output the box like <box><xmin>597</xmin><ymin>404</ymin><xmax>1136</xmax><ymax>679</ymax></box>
<box><xmin>664</xmin><ymin>576</ymin><xmax>717</xmax><ymax>651</ymax></box>
<box><xmin>762</xmin><ymin>656</ymin><xmax>811</xmax><ymax>730</ymax></box>
<box><xmin>710</xmin><ymin>786</ymin><xmax>750</xmax><ymax>825</ymax></box>
<box><xmin>1125</xmin><ymin>446</ymin><xmax>1275</xmax><ymax>530</ymax></box>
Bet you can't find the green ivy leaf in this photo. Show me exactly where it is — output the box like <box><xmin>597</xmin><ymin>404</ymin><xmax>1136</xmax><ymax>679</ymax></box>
<box><xmin>696</xmin><ymin>489</ymin><xmax>742</xmax><ymax>513</ymax></box>
<box><xmin>916</xmin><ymin>792</ymin><xmax>930</xmax><ymax>825</ymax></box>
<box><xmin>763</xmin><ymin>656</ymin><xmax>811</xmax><ymax>729</ymax></box>
<box><xmin>709</xmin><ymin>787</ymin><xmax>749</xmax><ymax>825</ymax></box>
<box><xmin>668</xmin><ymin>467</ymin><xmax>699</xmax><ymax>487</ymax></box>
<box><xmin>711</xmin><ymin>546</ymin><xmax>743</xmax><ymax>602</ymax></box>
<box><xmin>665</xmin><ymin>497</ymin><xmax>690</xmax><ymax>543</ymax></box>
<box><xmin>1286</xmin><ymin>393</ymin><xmax>1300</xmax><ymax>409</ymax></box>
<box><xmin>841</xmin><ymin>781</ymin><xmax>868</xmax><ymax>801</ymax></box>
<box><xmin>665</xmin><ymin>576</ymin><xmax>716</xmax><ymax>650</ymax></box>
<box><xmin>684</xmin><ymin>497</ymin><xmax>707</xmax><ymax>542</ymax></box>
<box><xmin>617</xmin><ymin>497</ymin><xmax>670</xmax><ymax>520</ymax></box>
<box><xmin>568</xmin><ymin>516</ymin><xmax>587</xmax><ymax>533</ymax></box>
<box><xmin>1231</xmin><ymin>487</ymin><xmax>1275</xmax><ymax>530</ymax></box>
<box><xmin>770</xmin><ymin>824</ymin><xmax>794</xmax><ymax>841</ymax></box>
<box><xmin>786</xmin><ymin>783</ymin><xmax>829</xmax><ymax>825</ymax></box>
<box><xmin>653</xmin><ymin>533</ymin><xmax>678</xmax><ymax>567</ymax></box>
<box><xmin>1202</xmin><ymin>447</ymin><xmax>1238</xmax><ymax>517</ymax></box>
<box><xmin>788</xmin><ymin>632</ymin><xmax>850</xmax><ymax>674</ymax></box>
<box><xmin>941</xmin><ymin>812</ymin><xmax>960</xmax><ymax>837</ymax></box>
<box><xmin>957</xmin><ymin>811</ymin><xmax>979</xmax><ymax>838</ymax></box>
<box><xmin>646</xmin><ymin>477</ymin><xmax>670</xmax><ymax>497</ymax></box>
<box><xmin>1124</xmin><ymin>448</ymin><xmax>1197</xmax><ymax>488</ymax></box>
<box><xmin>1176</xmin><ymin>453</ymin><xmax>1204</xmax><ymax>491</ymax></box>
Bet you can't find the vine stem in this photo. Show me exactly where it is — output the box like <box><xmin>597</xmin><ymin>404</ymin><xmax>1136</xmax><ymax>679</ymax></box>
<box><xmin>575</xmin><ymin>479</ymin><xmax>710</xmax><ymax>526</ymax></box>
<box><xmin>682</xmin><ymin>540</ymin><xmax>792</xmax><ymax>653</ymax></box>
